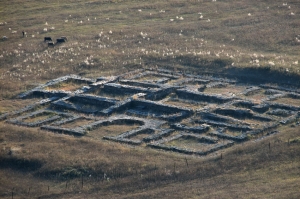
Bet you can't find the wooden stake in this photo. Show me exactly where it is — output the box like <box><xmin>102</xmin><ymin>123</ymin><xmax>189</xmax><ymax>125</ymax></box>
<box><xmin>173</xmin><ymin>163</ymin><xmax>176</xmax><ymax>174</ymax></box>
<box><xmin>185</xmin><ymin>157</ymin><xmax>189</xmax><ymax>168</ymax></box>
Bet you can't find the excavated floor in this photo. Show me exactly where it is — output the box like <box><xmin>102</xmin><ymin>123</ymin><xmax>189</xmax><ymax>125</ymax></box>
<box><xmin>2</xmin><ymin>69</ymin><xmax>300</xmax><ymax>156</ymax></box>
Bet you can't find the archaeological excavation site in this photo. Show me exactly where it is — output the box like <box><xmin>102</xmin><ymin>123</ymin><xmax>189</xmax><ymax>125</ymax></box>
<box><xmin>2</xmin><ymin>68</ymin><xmax>300</xmax><ymax>156</ymax></box>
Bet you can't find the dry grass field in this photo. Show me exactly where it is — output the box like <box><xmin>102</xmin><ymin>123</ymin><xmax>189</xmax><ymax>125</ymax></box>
<box><xmin>0</xmin><ymin>0</ymin><xmax>300</xmax><ymax>198</ymax></box>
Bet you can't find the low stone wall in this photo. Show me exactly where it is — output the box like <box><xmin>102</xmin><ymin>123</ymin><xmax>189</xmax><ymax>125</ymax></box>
<box><xmin>266</xmin><ymin>93</ymin><xmax>287</xmax><ymax>101</ymax></box>
<box><xmin>195</xmin><ymin>119</ymin><xmax>252</xmax><ymax>131</ymax></box>
<box><xmin>103</xmin><ymin>83</ymin><xmax>151</xmax><ymax>94</ymax></box>
<box><xmin>214</xmin><ymin>108</ymin><xmax>273</xmax><ymax>121</ymax></box>
<box><xmin>231</xmin><ymin>99</ymin><xmax>268</xmax><ymax>112</ymax></box>
<box><xmin>69</xmin><ymin>94</ymin><xmax>118</xmax><ymax>106</ymax></box>
<box><xmin>173</xmin><ymin>78</ymin><xmax>194</xmax><ymax>86</ymax></box>
<box><xmin>206</xmin><ymin>81</ymin><xmax>229</xmax><ymax>89</ymax></box>
<box><xmin>176</xmin><ymin>89</ymin><xmax>234</xmax><ymax>103</ymax></box>
<box><xmin>242</xmin><ymin>86</ymin><xmax>261</xmax><ymax>96</ymax></box>
<box><xmin>193</xmin><ymin>74</ymin><xmax>236</xmax><ymax>84</ymax></box>
<box><xmin>146</xmin><ymin>86</ymin><xmax>175</xmax><ymax>100</ymax></box>
<box><xmin>103</xmin><ymin>82</ymin><xmax>175</xmax><ymax>101</ymax></box>
<box><xmin>52</xmin><ymin>94</ymin><xmax>118</xmax><ymax>114</ymax></box>
<box><xmin>247</xmin><ymin>122</ymin><xmax>280</xmax><ymax>135</ymax></box>
<box><xmin>251</xmin><ymin>103</ymin><xmax>270</xmax><ymax>113</ymax></box>
<box><xmin>158</xmin><ymin>111</ymin><xmax>192</xmax><ymax>122</ymax></box>
<box><xmin>209</xmin><ymin>130</ymin><xmax>248</xmax><ymax>141</ymax></box>
<box><xmin>130</xmin><ymin>70</ymin><xmax>181</xmax><ymax>81</ymax></box>
<box><xmin>287</xmin><ymin>92</ymin><xmax>300</xmax><ymax>99</ymax></box>
<box><xmin>118</xmin><ymin>128</ymin><xmax>154</xmax><ymax>139</ymax></box>
<box><xmin>267</xmin><ymin>109</ymin><xmax>295</xmax><ymax>117</ymax></box>
<box><xmin>171</xmin><ymin>123</ymin><xmax>210</xmax><ymax>134</ymax></box>
<box><xmin>143</xmin><ymin>129</ymin><xmax>175</xmax><ymax>142</ymax></box>
<box><xmin>156</xmin><ymin>78</ymin><xmax>169</xmax><ymax>84</ymax></box>
<box><xmin>120</xmin><ymin>80</ymin><xmax>161</xmax><ymax>88</ymax></box>
<box><xmin>5</xmin><ymin>97</ymin><xmax>58</xmax><ymax>120</ymax></box>
<box><xmin>51</xmin><ymin>115</ymin><xmax>83</xmax><ymax>126</ymax></box>
<box><xmin>19</xmin><ymin>75</ymin><xmax>95</xmax><ymax>99</ymax></box>
<box><xmin>90</xmin><ymin>76</ymin><xmax>117</xmax><ymax>87</ymax></box>
<box><xmin>7</xmin><ymin>110</ymin><xmax>61</xmax><ymax>127</ymax></box>
<box><xmin>132</xmin><ymin>99</ymin><xmax>192</xmax><ymax>114</ymax></box>
<box><xmin>280</xmin><ymin>113</ymin><xmax>299</xmax><ymax>124</ymax></box>
<box><xmin>231</xmin><ymin>100</ymin><xmax>259</xmax><ymax>109</ymax></box>
<box><xmin>181</xmin><ymin>133</ymin><xmax>218</xmax><ymax>143</ymax></box>
<box><xmin>100</xmin><ymin>98</ymin><xmax>133</xmax><ymax>115</ymax></box>
<box><xmin>99</xmin><ymin>115</ymin><xmax>165</xmax><ymax>145</ymax></box>
<box><xmin>148</xmin><ymin>133</ymin><xmax>234</xmax><ymax>156</ymax></box>
<box><xmin>261</xmin><ymin>84</ymin><xmax>300</xmax><ymax>94</ymax></box>
<box><xmin>264</xmin><ymin>89</ymin><xmax>285</xmax><ymax>95</ymax></box>
<box><xmin>0</xmin><ymin>113</ymin><xmax>10</xmax><ymax>121</ymax></box>
<box><xmin>32</xmin><ymin>90</ymin><xmax>72</xmax><ymax>99</ymax></box>
<box><xmin>199</xmin><ymin>112</ymin><xmax>250</xmax><ymax>125</ymax></box>
<box><xmin>268</xmin><ymin>102</ymin><xmax>300</xmax><ymax>111</ymax></box>
<box><xmin>41</xmin><ymin>125</ymin><xmax>85</xmax><ymax>136</ymax></box>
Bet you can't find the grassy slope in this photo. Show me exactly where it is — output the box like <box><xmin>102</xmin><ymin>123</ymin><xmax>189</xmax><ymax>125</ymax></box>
<box><xmin>0</xmin><ymin>0</ymin><xmax>300</xmax><ymax>198</ymax></box>
<box><xmin>0</xmin><ymin>123</ymin><xmax>299</xmax><ymax>199</ymax></box>
<box><xmin>0</xmin><ymin>0</ymin><xmax>300</xmax><ymax>98</ymax></box>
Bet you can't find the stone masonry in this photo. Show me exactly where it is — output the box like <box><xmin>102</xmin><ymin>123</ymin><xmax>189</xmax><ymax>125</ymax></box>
<box><xmin>1</xmin><ymin>68</ymin><xmax>300</xmax><ymax>156</ymax></box>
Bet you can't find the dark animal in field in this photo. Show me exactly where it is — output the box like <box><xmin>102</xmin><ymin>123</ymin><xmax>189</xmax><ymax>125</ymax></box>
<box><xmin>48</xmin><ymin>42</ymin><xmax>55</xmax><ymax>47</ymax></box>
<box><xmin>60</xmin><ymin>36</ymin><xmax>67</xmax><ymax>41</ymax></box>
<box><xmin>44</xmin><ymin>37</ymin><xmax>52</xmax><ymax>42</ymax></box>
<box><xmin>56</xmin><ymin>38</ymin><xmax>66</xmax><ymax>43</ymax></box>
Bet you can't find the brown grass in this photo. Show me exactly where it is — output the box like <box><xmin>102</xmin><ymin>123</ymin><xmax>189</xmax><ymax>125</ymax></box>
<box><xmin>23</xmin><ymin>112</ymin><xmax>56</xmax><ymax>123</ymax></box>
<box><xmin>204</xmin><ymin>85</ymin><xmax>246</xmax><ymax>96</ymax></box>
<box><xmin>241</xmin><ymin>90</ymin><xmax>267</xmax><ymax>103</ymax></box>
<box><xmin>60</xmin><ymin>118</ymin><xmax>94</xmax><ymax>128</ymax></box>
<box><xmin>164</xmin><ymin>99</ymin><xmax>205</xmax><ymax>110</ymax></box>
<box><xmin>0</xmin><ymin>99</ymin><xmax>36</xmax><ymax>114</ymax></box>
<box><xmin>165</xmin><ymin>137</ymin><xmax>213</xmax><ymax>151</ymax></box>
<box><xmin>87</xmin><ymin>124</ymin><xmax>140</xmax><ymax>139</ymax></box>
<box><xmin>274</xmin><ymin>97</ymin><xmax>300</xmax><ymax>107</ymax></box>
<box><xmin>1</xmin><ymin>0</ymin><xmax>300</xmax><ymax>100</ymax></box>
<box><xmin>1</xmin><ymin>0</ymin><xmax>300</xmax><ymax>198</ymax></box>
<box><xmin>91</xmin><ymin>89</ymin><xmax>132</xmax><ymax>100</ymax></box>
<box><xmin>45</xmin><ymin>81</ymin><xmax>88</xmax><ymax>92</ymax></box>
<box><xmin>0</xmin><ymin>122</ymin><xmax>299</xmax><ymax>198</ymax></box>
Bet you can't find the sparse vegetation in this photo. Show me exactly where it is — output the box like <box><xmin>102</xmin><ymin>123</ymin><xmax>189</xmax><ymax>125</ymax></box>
<box><xmin>0</xmin><ymin>0</ymin><xmax>300</xmax><ymax>198</ymax></box>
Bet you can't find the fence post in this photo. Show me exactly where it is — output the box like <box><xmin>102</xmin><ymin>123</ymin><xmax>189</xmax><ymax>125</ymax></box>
<box><xmin>185</xmin><ymin>157</ymin><xmax>189</xmax><ymax>168</ymax></box>
<box><xmin>173</xmin><ymin>163</ymin><xmax>176</xmax><ymax>174</ymax></box>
